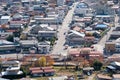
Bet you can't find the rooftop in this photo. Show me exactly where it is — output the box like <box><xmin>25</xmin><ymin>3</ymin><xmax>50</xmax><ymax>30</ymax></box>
<box><xmin>1</xmin><ymin>16</ymin><xmax>10</xmax><ymax>19</ymax></box>
<box><xmin>113</xmin><ymin>74</ymin><xmax>120</xmax><ymax>78</ymax></box>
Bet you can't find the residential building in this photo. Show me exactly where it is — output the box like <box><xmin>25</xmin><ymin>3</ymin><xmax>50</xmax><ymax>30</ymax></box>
<box><xmin>68</xmin><ymin>47</ymin><xmax>103</xmax><ymax>63</ymax></box>
<box><xmin>38</xmin><ymin>31</ymin><xmax>57</xmax><ymax>40</ymax></box>
<box><xmin>0</xmin><ymin>32</ymin><xmax>13</xmax><ymax>39</ymax></box>
<box><xmin>34</xmin><ymin>14</ymin><xmax>62</xmax><ymax>24</ymax></box>
<box><xmin>74</xmin><ymin>2</ymin><xmax>93</xmax><ymax>17</ymax></box>
<box><xmin>107</xmin><ymin>54</ymin><xmax>120</xmax><ymax>62</ymax></box>
<box><xmin>105</xmin><ymin>38</ymin><xmax>120</xmax><ymax>53</ymax></box>
<box><xmin>30</xmin><ymin>24</ymin><xmax>57</xmax><ymax>39</ymax></box>
<box><xmin>112</xmin><ymin>74</ymin><xmax>120</xmax><ymax>80</ymax></box>
<box><xmin>57</xmin><ymin>0</ymin><xmax>65</xmax><ymax>6</ymax></box>
<box><xmin>96</xmin><ymin>74</ymin><xmax>112</xmax><ymax>80</ymax></box>
<box><xmin>95</xmin><ymin>24</ymin><xmax>108</xmax><ymax>30</ymax></box>
<box><xmin>19</xmin><ymin>40</ymin><xmax>38</xmax><ymax>53</ymax></box>
<box><xmin>37</xmin><ymin>41</ymin><xmax>51</xmax><ymax>54</ymax></box>
<box><xmin>0</xmin><ymin>40</ymin><xmax>20</xmax><ymax>54</ymax></box>
<box><xmin>29</xmin><ymin>67</ymin><xmax>55</xmax><ymax>77</ymax></box>
<box><xmin>66</xmin><ymin>30</ymin><xmax>85</xmax><ymax>45</ymax></box>
<box><xmin>0</xmin><ymin>16</ymin><xmax>11</xmax><ymax>25</ymax></box>
<box><xmin>95</xmin><ymin>15</ymin><xmax>115</xmax><ymax>23</ymax></box>
<box><xmin>110</xmin><ymin>31</ymin><xmax>120</xmax><ymax>40</ymax></box>
<box><xmin>1</xmin><ymin>61</ymin><xmax>23</xmax><ymax>77</ymax></box>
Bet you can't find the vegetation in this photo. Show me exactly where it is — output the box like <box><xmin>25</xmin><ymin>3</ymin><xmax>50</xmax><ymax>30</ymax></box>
<box><xmin>20</xmin><ymin>34</ymin><xmax>27</xmax><ymax>40</ymax></box>
<box><xmin>93</xmin><ymin>60</ymin><xmax>103</xmax><ymax>71</ymax></box>
<box><xmin>20</xmin><ymin>65</ymin><xmax>30</xmax><ymax>76</ymax></box>
<box><xmin>33</xmin><ymin>56</ymin><xmax>54</xmax><ymax>67</ymax></box>
<box><xmin>6</xmin><ymin>35</ymin><xmax>14</xmax><ymax>42</ymax></box>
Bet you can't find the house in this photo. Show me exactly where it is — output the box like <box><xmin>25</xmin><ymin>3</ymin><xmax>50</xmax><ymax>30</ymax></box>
<box><xmin>95</xmin><ymin>24</ymin><xmax>108</xmax><ymax>30</ymax></box>
<box><xmin>110</xmin><ymin>31</ymin><xmax>120</xmax><ymax>40</ymax></box>
<box><xmin>19</xmin><ymin>40</ymin><xmax>38</xmax><ymax>53</ymax></box>
<box><xmin>29</xmin><ymin>67</ymin><xmax>55</xmax><ymax>77</ymax></box>
<box><xmin>83</xmin><ymin>67</ymin><xmax>94</xmax><ymax>75</ymax></box>
<box><xmin>1</xmin><ymin>61</ymin><xmax>23</xmax><ymax>77</ymax></box>
<box><xmin>66</xmin><ymin>30</ymin><xmax>85</xmax><ymax>45</ymax></box>
<box><xmin>107</xmin><ymin>54</ymin><xmax>120</xmax><ymax>62</ymax></box>
<box><xmin>68</xmin><ymin>47</ymin><xmax>103</xmax><ymax>63</ymax></box>
<box><xmin>96</xmin><ymin>74</ymin><xmax>112</xmax><ymax>80</ymax></box>
<box><xmin>37</xmin><ymin>41</ymin><xmax>51</xmax><ymax>54</ymax></box>
<box><xmin>0</xmin><ymin>40</ymin><xmax>20</xmax><ymax>54</ymax></box>
<box><xmin>30</xmin><ymin>24</ymin><xmax>57</xmax><ymax>39</ymax></box>
<box><xmin>0</xmin><ymin>32</ymin><xmax>13</xmax><ymax>39</ymax></box>
<box><xmin>106</xmin><ymin>61</ymin><xmax>120</xmax><ymax>73</ymax></box>
<box><xmin>112</xmin><ymin>74</ymin><xmax>120</xmax><ymax>80</ymax></box>
<box><xmin>74</xmin><ymin>2</ymin><xmax>93</xmax><ymax>17</ymax></box>
<box><xmin>105</xmin><ymin>38</ymin><xmax>120</xmax><ymax>53</ymax></box>
<box><xmin>34</xmin><ymin>14</ymin><xmax>62</xmax><ymax>24</ymax></box>
<box><xmin>95</xmin><ymin>15</ymin><xmax>114</xmax><ymax>23</ymax></box>
<box><xmin>12</xmin><ymin>13</ymin><xmax>23</xmax><ymax>21</ymax></box>
<box><xmin>57</xmin><ymin>0</ymin><xmax>65</xmax><ymax>6</ymax></box>
<box><xmin>38</xmin><ymin>31</ymin><xmax>57</xmax><ymax>40</ymax></box>
<box><xmin>0</xmin><ymin>16</ymin><xmax>11</xmax><ymax>25</ymax></box>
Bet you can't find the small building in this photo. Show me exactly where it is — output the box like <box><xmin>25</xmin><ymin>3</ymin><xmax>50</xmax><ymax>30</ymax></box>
<box><xmin>112</xmin><ymin>74</ymin><xmax>120</xmax><ymax>80</ymax></box>
<box><xmin>83</xmin><ymin>67</ymin><xmax>94</xmax><ymax>75</ymax></box>
<box><xmin>110</xmin><ymin>31</ymin><xmax>120</xmax><ymax>40</ymax></box>
<box><xmin>29</xmin><ymin>67</ymin><xmax>55</xmax><ymax>77</ymax></box>
<box><xmin>0</xmin><ymin>40</ymin><xmax>20</xmax><ymax>54</ymax></box>
<box><xmin>0</xmin><ymin>16</ymin><xmax>11</xmax><ymax>25</ymax></box>
<box><xmin>37</xmin><ymin>41</ymin><xmax>51</xmax><ymax>54</ymax></box>
<box><xmin>57</xmin><ymin>0</ymin><xmax>65</xmax><ymax>6</ymax></box>
<box><xmin>74</xmin><ymin>2</ymin><xmax>93</xmax><ymax>17</ymax></box>
<box><xmin>19</xmin><ymin>40</ymin><xmax>38</xmax><ymax>53</ymax></box>
<box><xmin>96</xmin><ymin>74</ymin><xmax>112</xmax><ymax>80</ymax></box>
<box><xmin>38</xmin><ymin>31</ymin><xmax>57</xmax><ymax>40</ymax></box>
<box><xmin>1</xmin><ymin>61</ymin><xmax>23</xmax><ymax>78</ymax></box>
<box><xmin>95</xmin><ymin>24</ymin><xmax>108</xmax><ymax>30</ymax></box>
<box><xmin>95</xmin><ymin>15</ymin><xmax>114</xmax><ymax>23</ymax></box>
<box><xmin>66</xmin><ymin>30</ymin><xmax>85</xmax><ymax>46</ymax></box>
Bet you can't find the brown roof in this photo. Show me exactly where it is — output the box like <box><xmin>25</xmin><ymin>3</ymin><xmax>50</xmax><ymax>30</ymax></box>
<box><xmin>41</xmin><ymin>67</ymin><xmax>52</xmax><ymax>70</ymax></box>
<box><xmin>89</xmin><ymin>51</ymin><xmax>103</xmax><ymax>54</ymax></box>
<box><xmin>68</xmin><ymin>48</ymin><xmax>80</xmax><ymax>56</ymax></box>
<box><xmin>113</xmin><ymin>74</ymin><xmax>120</xmax><ymax>78</ymax></box>
<box><xmin>81</xmin><ymin>47</ymin><xmax>92</xmax><ymax>51</ymax></box>
<box><xmin>44</xmin><ymin>69</ymin><xmax>55</xmax><ymax>73</ymax></box>
<box><xmin>97</xmin><ymin>74</ymin><xmax>112</xmax><ymax>80</ymax></box>
<box><xmin>84</xmin><ymin>36</ymin><xmax>95</xmax><ymax>40</ymax></box>
<box><xmin>32</xmin><ymin>70</ymin><xmax>43</xmax><ymax>74</ymax></box>
<box><xmin>29</xmin><ymin>67</ymin><xmax>41</xmax><ymax>71</ymax></box>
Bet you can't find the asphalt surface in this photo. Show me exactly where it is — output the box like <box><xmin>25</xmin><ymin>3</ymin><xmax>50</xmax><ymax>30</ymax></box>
<box><xmin>51</xmin><ymin>2</ymin><xmax>78</xmax><ymax>55</ymax></box>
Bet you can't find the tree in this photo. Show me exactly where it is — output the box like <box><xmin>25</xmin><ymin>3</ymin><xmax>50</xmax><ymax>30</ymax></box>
<box><xmin>50</xmin><ymin>37</ymin><xmax>56</xmax><ymax>46</ymax></box>
<box><xmin>6</xmin><ymin>35</ymin><xmax>14</xmax><ymax>42</ymax></box>
<box><xmin>46</xmin><ymin>56</ymin><xmax>54</xmax><ymax>66</ymax></box>
<box><xmin>36</xmin><ymin>56</ymin><xmax>46</xmax><ymax>67</ymax></box>
<box><xmin>93</xmin><ymin>60</ymin><xmax>103</xmax><ymax>71</ymax></box>
<box><xmin>34</xmin><ymin>56</ymin><xmax>54</xmax><ymax>67</ymax></box>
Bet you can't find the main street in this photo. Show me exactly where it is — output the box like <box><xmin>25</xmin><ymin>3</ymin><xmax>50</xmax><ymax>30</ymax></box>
<box><xmin>51</xmin><ymin>2</ymin><xmax>78</xmax><ymax>55</ymax></box>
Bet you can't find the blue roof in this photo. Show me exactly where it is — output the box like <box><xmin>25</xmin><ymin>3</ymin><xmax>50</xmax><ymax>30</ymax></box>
<box><xmin>96</xmin><ymin>24</ymin><xmax>107</xmax><ymax>28</ymax></box>
<box><xmin>76</xmin><ymin>2</ymin><xmax>88</xmax><ymax>8</ymax></box>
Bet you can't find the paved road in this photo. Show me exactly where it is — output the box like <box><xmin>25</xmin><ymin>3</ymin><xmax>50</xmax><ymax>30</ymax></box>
<box><xmin>51</xmin><ymin>3</ymin><xmax>78</xmax><ymax>55</ymax></box>
<box><xmin>93</xmin><ymin>15</ymin><xmax>119</xmax><ymax>53</ymax></box>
